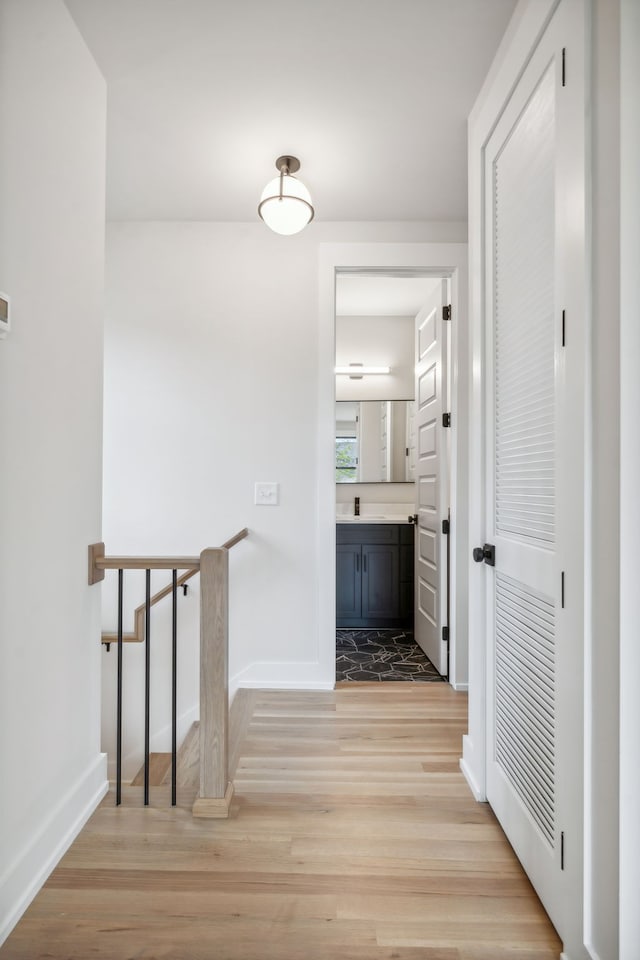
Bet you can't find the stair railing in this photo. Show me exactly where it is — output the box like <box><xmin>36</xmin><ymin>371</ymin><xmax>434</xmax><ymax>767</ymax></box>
<box><xmin>88</xmin><ymin>529</ymin><xmax>248</xmax><ymax>818</ymax></box>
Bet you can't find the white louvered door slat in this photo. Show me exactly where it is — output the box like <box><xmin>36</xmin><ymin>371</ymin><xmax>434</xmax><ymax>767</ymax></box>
<box><xmin>495</xmin><ymin>572</ymin><xmax>556</xmax><ymax>845</ymax></box>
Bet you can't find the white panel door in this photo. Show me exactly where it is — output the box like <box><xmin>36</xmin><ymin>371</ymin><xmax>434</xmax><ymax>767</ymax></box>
<box><xmin>481</xmin><ymin>1</ymin><xmax>584</xmax><ymax>935</ymax></box>
<box><xmin>414</xmin><ymin>281</ymin><xmax>448</xmax><ymax>675</ymax></box>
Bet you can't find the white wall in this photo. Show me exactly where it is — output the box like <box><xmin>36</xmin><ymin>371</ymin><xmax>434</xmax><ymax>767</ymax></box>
<box><xmin>335</xmin><ymin>482</ymin><xmax>415</xmax><ymax>506</ymax></box>
<box><xmin>0</xmin><ymin>0</ymin><xmax>106</xmax><ymax>943</ymax></box>
<box><xmin>335</xmin><ymin>315</ymin><xmax>414</xmax><ymax>400</ymax></box>
<box><xmin>618</xmin><ymin>1</ymin><xmax>640</xmax><ymax>955</ymax></box>
<box><xmin>586</xmin><ymin>2</ymin><xmax>621</xmax><ymax>955</ymax></box>
<box><xmin>102</xmin><ymin>222</ymin><xmax>466</xmax><ymax>759</ymax></box>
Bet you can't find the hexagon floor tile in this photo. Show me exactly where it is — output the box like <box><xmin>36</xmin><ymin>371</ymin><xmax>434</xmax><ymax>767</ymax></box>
<box><xmin>336</xmin><ymin>629</ymin><xmax>445</xmax><ymax>682</ymax></box>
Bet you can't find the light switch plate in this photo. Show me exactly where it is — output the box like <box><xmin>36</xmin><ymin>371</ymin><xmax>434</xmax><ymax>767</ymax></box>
<box><xmin>255</xmin><ymin>482</ymin><xmax>279</xmax><ymax>506</ymax></box>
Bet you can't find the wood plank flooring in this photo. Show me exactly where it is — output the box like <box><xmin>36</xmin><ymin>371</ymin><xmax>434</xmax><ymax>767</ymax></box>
<box><xmin>0</xmin><ymin>684</ymin><xmax>562</xmax><ymax>959</ymax></box>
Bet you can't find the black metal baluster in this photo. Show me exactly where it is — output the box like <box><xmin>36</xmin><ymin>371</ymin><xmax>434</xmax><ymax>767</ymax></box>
<box><xmin>144</xmin><ymin>568</ymin><xmax>151</xmax><ymax>806</ymax></box>
<box><xmin>116</xmin><ymin>568</ymin><xmax>124</xmax><ymax>806</ymax></box>
<box><xmin>171</xmin><ymin>569</ymin><xmax>177</xmax><ymax>806</ymax></box>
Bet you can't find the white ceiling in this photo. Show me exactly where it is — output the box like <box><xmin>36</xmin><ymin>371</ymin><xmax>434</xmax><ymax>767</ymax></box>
<box><xmin>64</xmin><ymin>0</ymin><xmax>516</xmax><ymax>223</ymax></box>
<box><xmin>335</xmin><ymin>276</ymin><xmax>441</xmax><ymax>316</ymax></box>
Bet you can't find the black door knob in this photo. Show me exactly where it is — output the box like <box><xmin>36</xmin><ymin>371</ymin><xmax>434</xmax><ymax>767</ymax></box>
<box><xmin>473</xmin><ymin>544</ymin><xmax>496</xmax><ymax>566</ymax></box>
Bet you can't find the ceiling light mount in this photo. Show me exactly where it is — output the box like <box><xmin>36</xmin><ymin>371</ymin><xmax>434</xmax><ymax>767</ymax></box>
<box><xmin>275</xmin><ymin>155</ymin><xmax>300</xmax><ymax>175</ymax></box>
<box><xmin>258</xmin><ymin>155</ymin><xmax>314</xmax><ymax>235</ymax></box>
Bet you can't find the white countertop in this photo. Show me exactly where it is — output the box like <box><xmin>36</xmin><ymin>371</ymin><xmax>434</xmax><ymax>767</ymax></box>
<box><xmin>336</xmin><ymin>502</ymin><xmax>414</xmax><ymax>524</ymax></box>
<box><xmin>337</xmin><ymin>514</ymin><xmax>412</xmax><ymax>524</ymax></box>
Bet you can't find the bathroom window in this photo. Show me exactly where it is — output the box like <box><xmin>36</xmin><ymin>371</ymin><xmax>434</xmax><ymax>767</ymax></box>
<box><xmin>336</xmin><ymin>437</ymin><xmax>358</xmax><ymax>482</ymax></box>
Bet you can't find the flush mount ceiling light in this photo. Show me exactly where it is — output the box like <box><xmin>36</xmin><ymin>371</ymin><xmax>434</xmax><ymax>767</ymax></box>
<box><xmin>335</xmin><ymin>363</ymin><xmax>391</xmax><ymax>379</ymax></box>
<box><xmin>258</xmin><ymin>156</ymin><xmax>314</xmax><ymax>235</ymax></box>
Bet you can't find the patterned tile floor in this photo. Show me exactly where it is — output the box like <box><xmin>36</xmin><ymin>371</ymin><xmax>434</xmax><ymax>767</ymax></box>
<box><xmin>336</xmin><ymin>629</ymin><xmax>445</xmax><ymax>682</ymax></box>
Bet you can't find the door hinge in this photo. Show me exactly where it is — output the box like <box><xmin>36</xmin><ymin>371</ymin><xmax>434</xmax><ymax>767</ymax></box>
<box><xmin>442</xmin><ymin>304</ymin><xmax>452</xmax><ymax>322</ymax></box>
<box><xmin>442</xmin><ymin>412</ymin><xmax>451</xmax><ymax>428</ymax></box>
<box><xmin>562</xmin><ymin>47</ymin><xmax>566</xmax><ymax>87</ymax></box>
<box><xmin>442</xmin><ymin>518</ymin><xmax>450</xmax><ymax>535</ymax></box>
<box><xmin>561</xmin><ymin>831</ymin><xmax>565</xmax><ymax>869</ymax></box>
<box><xmin>442</xmin><ymin>625</ymin><xmax>450</xmax><ymax>647</ymax></box>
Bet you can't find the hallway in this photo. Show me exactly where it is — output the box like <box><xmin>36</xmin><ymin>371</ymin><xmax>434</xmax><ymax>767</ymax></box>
<box><xmin>1</xmin><ymin>685</ymin><xmax>560</xmax><ymax>959</ymax></box>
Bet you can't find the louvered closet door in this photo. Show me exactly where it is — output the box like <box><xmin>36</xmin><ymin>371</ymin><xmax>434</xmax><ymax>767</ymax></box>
<box><xmin>483</xmin><ymin>5</ymin><xmax>576</xmax><ymax>932</ymax></box>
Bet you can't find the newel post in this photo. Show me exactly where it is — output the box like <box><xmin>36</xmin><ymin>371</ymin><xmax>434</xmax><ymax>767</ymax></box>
<box><xmin>192</xmin><ymin>547</ymin><xmax>234</xmax><ymax>818</ymax></box>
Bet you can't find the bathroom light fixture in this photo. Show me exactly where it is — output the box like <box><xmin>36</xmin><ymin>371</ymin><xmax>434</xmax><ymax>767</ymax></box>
<box><xmin>335</xmin><ymin>363</ymin><xmax>391</xmax><ymax>379</ymax></box>
<box><xmin>258</xmin><ymin>156</ymin><xmax>314</xmax><ymax>235</ymax></box>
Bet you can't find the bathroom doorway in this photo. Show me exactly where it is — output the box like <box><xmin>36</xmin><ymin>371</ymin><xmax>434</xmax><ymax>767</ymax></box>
<box><xmin>318</xmin><ymin>243</ymin><xmax>468</xmax><ymax>692</ymax></box>
<box><xmin>332</xmin><ymin>269</ymin><xmax>455</xmax><ymax>685</ymax></box>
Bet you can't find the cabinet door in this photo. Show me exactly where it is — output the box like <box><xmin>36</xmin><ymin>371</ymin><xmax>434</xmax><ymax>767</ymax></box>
<box><xmin>362</xmin><ymin>544</ymin><xmax>399</xmax><ymax>620</ymax></box>
<box><xmin>336</xmin><ymin>544</ymin><xmax>361</xmax><ymax>620</ymax></box>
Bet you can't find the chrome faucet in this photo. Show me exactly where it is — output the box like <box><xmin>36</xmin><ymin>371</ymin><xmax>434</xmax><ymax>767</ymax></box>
<box><xmin>355</xmin><ymin>496</ymin><xmax>360</xmax><ymax>516</ymax></box>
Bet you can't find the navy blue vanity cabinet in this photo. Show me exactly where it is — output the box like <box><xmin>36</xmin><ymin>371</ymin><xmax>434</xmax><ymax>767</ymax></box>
<box><xmin>336</xmin><ymin>523</ymin><xmax>414</xmax><ymax>628</ymax></box>
<box><xmin>336</xmin><ymin>543</ymin><xmax>362</xmax><ymax>621</ymax></box>
<box><xmin>399</xmin><ymin>523</ymin><xmax>415</xmax><ymax>623</ymax></box>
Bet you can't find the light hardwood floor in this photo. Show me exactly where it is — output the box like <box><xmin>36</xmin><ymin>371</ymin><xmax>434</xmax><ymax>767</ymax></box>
<box><xmin>1</xmin><ymin>684</ymin><xmax>561</xmax><ymax>959</ymax></box>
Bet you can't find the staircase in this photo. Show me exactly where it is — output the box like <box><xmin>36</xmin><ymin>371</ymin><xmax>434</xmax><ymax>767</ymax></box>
<box><xmin>123</xmin><ymin>690</ymin><xmax>256</xmax><ymax>808</ymax></box>
<box><xmin>88</xmin><ymin>531</ymin><xmax>249</xmax><ymax>817</ymax></box>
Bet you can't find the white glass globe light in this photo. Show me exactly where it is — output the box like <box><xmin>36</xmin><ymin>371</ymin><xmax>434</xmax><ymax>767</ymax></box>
<box><xmin>258</xmin><ymin>159</ymin><xmax>314</xmax><ymax>235</ymax></box>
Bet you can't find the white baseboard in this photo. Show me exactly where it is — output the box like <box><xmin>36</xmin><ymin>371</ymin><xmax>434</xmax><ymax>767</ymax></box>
<box><xmin>452</xmin><ymin>681</ymin><xmax>469</xmax><ymax>692</ymax></box>
<box><xmin>0</xmin><ymin>752</ymin><xmax>108</xmax><ymax>947</ymax></box>
<box><xmin>460</xmin><ymin>734</ymin><xmax>486</xmax><ymax>802</ymax></box>
<box><xmin>583</xmin><ymin>943</ymin><xmax>605</xmax><ymax>960</ymax></box>
<box><xmin>460</xmin><ymin>757</ymin><xmax>486</xmax><ymax>802</ymax></box>
<box><xmin>236</xmin><ymin>678</ymin><xmax>336</xmax><ymax>692</ymax></box>
<box><xmin>230</xmin><ymin>660</ymin><xmax>334</xmax><ymax>699</ymax></box>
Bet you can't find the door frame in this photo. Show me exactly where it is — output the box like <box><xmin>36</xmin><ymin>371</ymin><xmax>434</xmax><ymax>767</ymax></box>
<box><xmin>318</xmin><ymin>243</ymin><xmax>468</xmax><ymax>689</ymax></box>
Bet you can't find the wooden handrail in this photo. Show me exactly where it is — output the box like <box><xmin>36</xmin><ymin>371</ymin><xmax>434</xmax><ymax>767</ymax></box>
<box><xmin>89</xmin><ymin>528</ymin><xmax>248</xmax><ymax>582</ymax></box>
<box><xmin>95</xmin><ymin>529</ymin><xmax>249</xmax><ymax>646</ymax></box>
<box><xmin>98</xmin><ymin>556</ymin><xmax>201</xmax><ymax>572</ymax></box>
<box><xmin>222</xmin><ymin>527</ymin><xmax>249</xmax><ymax>550</ymax></box>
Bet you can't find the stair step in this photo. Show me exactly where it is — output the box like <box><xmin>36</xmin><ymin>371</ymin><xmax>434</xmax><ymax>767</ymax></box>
<box><xmin>130</xmin><ymin>752</ymin><xmax>172</xmax><ymax>787</ymax></box>
<box><xmin>129</xmin><ymin>690</ymin><xmax>258</xmax><ymax>791</ymax></box>
<box><xmin>164</xmin><ymin>721</ymin><xmax>199</xmax><ymax>790</ymax></box>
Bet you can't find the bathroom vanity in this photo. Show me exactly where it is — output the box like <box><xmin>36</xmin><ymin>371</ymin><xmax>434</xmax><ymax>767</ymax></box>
<box><xmin>336</xmin><ymin>514</ymin><xmax>414</xmax><ymax>628</ymax></box>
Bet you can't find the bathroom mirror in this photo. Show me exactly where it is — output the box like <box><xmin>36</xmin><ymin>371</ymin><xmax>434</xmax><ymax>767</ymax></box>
<box><xmin>336</xmin><ymin>400</ymin><xmax>415</xmax><ymax>483</ymax></box>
